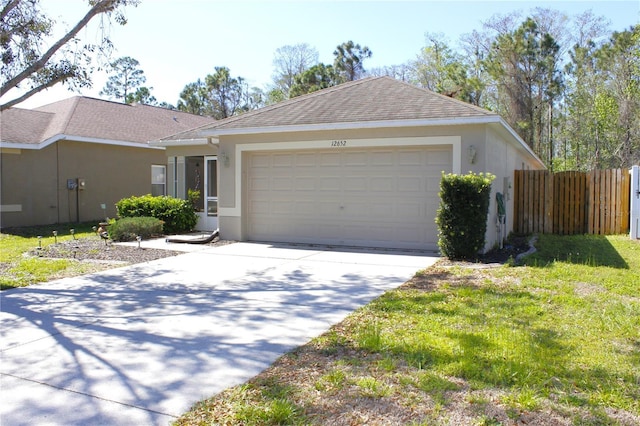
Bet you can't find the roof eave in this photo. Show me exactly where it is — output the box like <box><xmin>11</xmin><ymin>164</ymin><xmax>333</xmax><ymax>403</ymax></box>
<box><xmin>197</xmin><ymin>115</ymin><xmax>502</xmax><ymax>137</ymax></box>
<box><xmin>1</xmin><ymin>134</ymin><xmax>165</xmax><ymax>150</ymax></box>
<box><xmin>149</xmin><ymin>138</ymin><xmax>215</xmax><ymax>147</ymax></box>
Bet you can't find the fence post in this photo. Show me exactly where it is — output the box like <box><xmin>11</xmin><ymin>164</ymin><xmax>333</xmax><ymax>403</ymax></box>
<box><xmin>631</xmin><ymin>165</ymin><xmax>640</xmax><ymax>239</ymax></box>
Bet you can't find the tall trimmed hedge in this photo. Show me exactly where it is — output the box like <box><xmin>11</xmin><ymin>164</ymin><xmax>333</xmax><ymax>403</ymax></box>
<box><xmin>115</xmin><ymin>195</ymin><xmax>197</xmax><ymax>234</ymax></box>
<box><xmin>436</xmin><ymin>172</ymin><xmax>494</xmax><ymax>260</ymax></box>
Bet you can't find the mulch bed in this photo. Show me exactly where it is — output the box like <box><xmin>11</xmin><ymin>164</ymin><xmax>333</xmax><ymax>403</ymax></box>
<box><xmin>30</xmin><ymin>236</ymin><xmax>232</xmax><ymax>265</ymax></box>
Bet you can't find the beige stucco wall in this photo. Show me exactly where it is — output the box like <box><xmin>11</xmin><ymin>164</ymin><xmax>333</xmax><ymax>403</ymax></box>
<box><xmin>482</xmin><ymin>125</ymin><xmax>545</xmax><ymax>250</ymax></box>
<box><xmin>1</xmin><ymin>140</ymin><xmax>166</xmax><ymax>228</ymax></box>
<box><xmin>1</xmin><ymin>145</ymin><xmax>59</xmax><ymax>227</ymax></box>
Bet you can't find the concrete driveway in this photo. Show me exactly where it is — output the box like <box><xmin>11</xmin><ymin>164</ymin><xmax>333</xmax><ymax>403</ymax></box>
<box><xmin>1</xmin><ymin>242</ymin><xmax>438</xmax><ymax>425</ymax></box>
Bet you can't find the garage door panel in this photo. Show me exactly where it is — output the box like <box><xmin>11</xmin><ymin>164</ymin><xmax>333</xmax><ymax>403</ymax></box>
<box><xmin>344</xmin><ymin>151</ymin><xmax>368</xmax><ymax>166</ymax></box>
<box><xmin>272</xmin><ymin>177</ymin><xmax>293</xmax><ymax>190</ymax></box>
<box><xmin>319</xmin><ymin>178</ymin><xmax>341</xmax><ymax>191</ymax></box>
<box><xmin>295</xmin><ymin>178</ymin><xmax>315</xmax><ymax>191</ymax></box>
<box><xmin>398</xmin><ymin>151</ymin><xmax>424</xmax><ymax>166</ymax></box>
<box><xmin>272</xmin><ymin>153</ymin><xmax>293</xmax><ymax>167</ymax></box>
<box><xmin>320</xmin><ymin>153</ymin><xmax>341</xmax><ymax>166</ymax></box>
<box><xmin>246</xmin><ymin>146</ymin><xmax>451</xmax><ymax>250</ymax></box>
<box><xmin>371</xmin><ymin>151</ymin><xmax>395</xmax><ymax>165</ymax></box>
<box><xmin>343</xmin><ymin>177</ymin><xmax>368</xmax><ymax>191</ymax></box>
<box><xmin>370</xmin><ymin>176</ymin><xmax>394</xmax><ymax>192</ymax></box>
<box><xmin>397</xmin><ymin>176</ymin><xmax>424</xmax><ymax>191</ymax></box>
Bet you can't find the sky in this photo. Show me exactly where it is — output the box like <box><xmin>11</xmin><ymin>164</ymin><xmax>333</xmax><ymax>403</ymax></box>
<box><xmin>7</xmin><ymin>0</ymin><xmax>640</xmax><ymax>109</ymax></box>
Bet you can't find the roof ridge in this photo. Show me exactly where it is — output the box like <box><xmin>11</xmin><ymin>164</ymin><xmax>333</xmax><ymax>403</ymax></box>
<box><xmin>39</xmin><ymin>96</ymin><xmax>81</xmax><ymax>139</ymax></box>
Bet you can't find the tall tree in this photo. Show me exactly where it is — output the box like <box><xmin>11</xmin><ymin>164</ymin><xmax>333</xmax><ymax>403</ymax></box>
<box><xmin>0</xmin><ymin>0</ymin><xmax>139</xmax><ymax>110</ymax></box>
<box><xmin>333</xmin><ymin>40</ymin><xmax>372</xmax><ymax>82</ymax></box>
<box><xmin>559</xmin><ymin>11</ymin><xmax>610</xmax><ymax>170</ymax></box>
<box><xmin>411</xmin><ymin>33</ymin><xmax>480</xmax><ymax>103</ymax></box>
<box><xmin>459</xmin><ymin>29</ymin><xmax>492</xmax><ymax>107</ymax></box>
<box><xmin>289</xmin><ymin>63</ymin><xmax>341</xmax><ymax>97</ymax></box>
<box><xmin>204</xmin><ymin>66</ymin><xmax>244</xmax><ymax>119</ymax></box>
<box><xmin>594</xmin><ymin>25</ymin><xmax>640</xmax><ymax>168</ymax></box>
<box><xmin>177</xmin><ymin>79</ymin><xmax>209</xmax><ymax>115</ymax></box>
<box><xmin>100</xmin><ymin>56</ymin><xmax>146</xmax><ymax>102</ymax></box>
<box><xmin>177</xmin><ymin>67</ymin><xmax>263</xmax><ymax>118</ymax></box>
<box><xmin>485</xmin><ymin>17</ymin><xmax>562</xmax><ymax>160</ymax></box>
<box><xmin>126</xmin><ymin>86</ymin><xmax>156</xmax><ymax>105</ymax></box>
<box><xmin>271</xmin><ymin>43</ymin><xmax>318</xmax><ymax>97</ymax></box>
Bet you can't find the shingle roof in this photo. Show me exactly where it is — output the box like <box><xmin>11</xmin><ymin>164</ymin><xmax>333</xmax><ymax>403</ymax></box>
<box><xmin>0</xmin><ymin>96</ymin><xmax>215</xmax><ymax>146</ymax></box>
<box><xmin>162</xmin><ymin>76</ymin><xmax>497</xmax><ymax>141</ymax></box>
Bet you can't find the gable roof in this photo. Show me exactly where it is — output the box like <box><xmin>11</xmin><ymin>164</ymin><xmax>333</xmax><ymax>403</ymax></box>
<box><xmin>159</xmin><ymin>76</ymin><xmax>499</xmax><ymax>142</ymax></box>
<box><xmin>0</xmin><ymin>96</ymin><xmax>215</xmax><ymax>149</ymax></box>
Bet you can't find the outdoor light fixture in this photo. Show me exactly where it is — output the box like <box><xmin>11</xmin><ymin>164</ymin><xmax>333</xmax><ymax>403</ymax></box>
<box><xmin>136</xmin><ymin>235</ymin><xmax>142</xmax><ymax>249</ymax></box>
<box><xmin>52</xmin><ymin>230</ymin><xmax>58</xmax><ymax>244</ymax></box>
<box><xmin>70</xmin><ymin>229</ymin><xmax>75</xmax><ymax>239</ymax></box>
<box><xmin>37</xmin><ymin>236</ymin><xmax>42</xmax><ymax>249</ymax></box>
<box><xmin>467</xmin><ymin>145</ymin><xmax>477</xmax><ymax>164</ymax></box>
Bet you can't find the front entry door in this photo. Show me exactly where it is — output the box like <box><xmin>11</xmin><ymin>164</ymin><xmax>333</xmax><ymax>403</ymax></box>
<box><xmin>196</xmin><ymin>156</ymin><xmax>218</xmax><ymax>231</ymax></box>
<box><xmin>204</xmin><ymin>156</ymin><xmax>218</xmax><ymax>229</ymax></box>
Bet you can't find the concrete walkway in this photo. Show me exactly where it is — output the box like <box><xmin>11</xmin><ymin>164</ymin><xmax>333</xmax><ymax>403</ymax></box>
<box><xmin>1</xmin><ymin>242</ymin><xmax>438</xmax><ymax>425</ymax></box>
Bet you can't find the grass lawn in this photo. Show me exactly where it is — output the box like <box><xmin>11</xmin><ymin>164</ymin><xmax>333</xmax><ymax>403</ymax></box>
<box><xmin>174</xmin><ymin>234</ymin><xmax>640</xmax><ymax>425</ymax></box>
<box><xmin>0</xmin><ymin>223</ymin><xmax>109</xmax><ymax>290</ymax></box>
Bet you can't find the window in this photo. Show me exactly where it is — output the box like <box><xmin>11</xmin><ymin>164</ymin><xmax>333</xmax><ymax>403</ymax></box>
<box><xmin>151</xmin><ymin>165</ymin><xmax>166</xmax><ymax>196</ymax></box>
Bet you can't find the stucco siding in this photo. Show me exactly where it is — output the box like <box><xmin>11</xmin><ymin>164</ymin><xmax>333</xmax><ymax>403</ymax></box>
<box><xmin>1</xmin><ymin>145</ymin><xmax>58</xmax><ymax>227</ymax></box>
<box><xmin>56</xmin><ymin>141</ymin><xmax>166</xmax><ymax>223</ymax></box>
<box><xmin>482</xmin><ymin>126</ymin><xmax>545</xmax><ymax>250</ymax></box>
<box><xmin>1</xmin><ymin>140</ymin><xmax>166</xmax><ymax>227</ymax></box>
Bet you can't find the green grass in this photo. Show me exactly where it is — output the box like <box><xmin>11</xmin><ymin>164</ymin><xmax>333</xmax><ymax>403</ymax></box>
<box><xmin>0</xmin><ymin>223</ymin><xmax>100</xmax><ymax>290</ymax></box>
<box><xmin>174</xmin><ymin>234</ymin><xmax>640</xmax><ymax>425</ymax></box>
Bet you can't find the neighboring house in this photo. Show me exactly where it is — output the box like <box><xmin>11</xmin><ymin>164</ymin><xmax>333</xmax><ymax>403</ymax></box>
<box><xmin>0</xmin><ymin>97</ymin><xmax>215</xmax><ymax>228</ymax></box>
<box><xmin>153</xmin><ymin>76</ymin><xmax>545</xmax><ymax>251</ymax></box>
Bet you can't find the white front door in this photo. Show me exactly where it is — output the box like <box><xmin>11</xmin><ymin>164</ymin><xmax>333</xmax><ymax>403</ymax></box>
<box><xmin>197</xmin><ymin>156</ymin><xmax>218</xmax><ymax>231</ymax></box>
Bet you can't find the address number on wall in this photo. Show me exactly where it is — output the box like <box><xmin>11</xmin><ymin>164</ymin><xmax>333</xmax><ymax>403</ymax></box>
<box><xmin>331</xmin><ymin>140</ymin><xmax>347</xmax><ymax>147</ymax></box>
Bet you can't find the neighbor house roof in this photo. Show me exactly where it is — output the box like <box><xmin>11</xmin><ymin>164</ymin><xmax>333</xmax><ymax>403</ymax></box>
<box><xmin>0</xmin><ymin>96</ymin><xmax>215</xmax><ymax>149</ymax></box>
<box><xmin>158</xmin><ymin>76</ymin><xmax>499</xmax><ymax>143</ymax></box>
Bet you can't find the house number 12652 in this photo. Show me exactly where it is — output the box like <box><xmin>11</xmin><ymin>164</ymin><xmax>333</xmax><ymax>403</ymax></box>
<box><xmin>331</xmin><ymin>140</ymin><xmax>347</xmax><ymax>147</ymax></box>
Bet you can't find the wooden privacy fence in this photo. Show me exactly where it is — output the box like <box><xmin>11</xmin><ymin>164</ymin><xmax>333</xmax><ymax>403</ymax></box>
<box><xmin>514</xmin><ymin>169</ymin><xmax>631</xmax><ymax>235</ymax></box>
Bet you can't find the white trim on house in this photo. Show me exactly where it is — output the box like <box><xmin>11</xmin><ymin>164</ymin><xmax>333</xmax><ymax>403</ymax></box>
<box><xmin>0</xmin><ymin>134</ymin><xmax>165</xmax><ymax>150</ymax></box>
<box><xmin>201</xmin><ymin>116</ymin><xmax>500</xmax><ymax>138</ymax></box>
<box><xmin>218</xmin><ymin>135</ymin><xmax>461</xmax><ymax>218</ymax></box>
<box><xmin>149</xmin><ymin>138</ymin><xmax>211</xmax><ymax>147</ymax></box>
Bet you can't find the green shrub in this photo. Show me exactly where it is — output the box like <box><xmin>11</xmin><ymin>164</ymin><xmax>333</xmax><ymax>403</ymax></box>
<box><xmin>115</xmin><ymin>195</ymin><xmax>197</xmax><ymax>234</ymax></box>
<box><xmin>109</xmin><ymin>217</ymin><xmax>164</xmax><ymax>242</ymax></box>
<box><xmin>436</xmin><ymin>172</ymin><xmax>494</xmax><ymax>260</ymax></box>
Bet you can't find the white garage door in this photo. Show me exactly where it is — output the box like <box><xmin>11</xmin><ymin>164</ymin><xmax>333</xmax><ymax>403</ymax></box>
<box><xmin>246</xmin><ymin>146</ymin><xmax>452</xmax><ymax>250</ymax></box>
